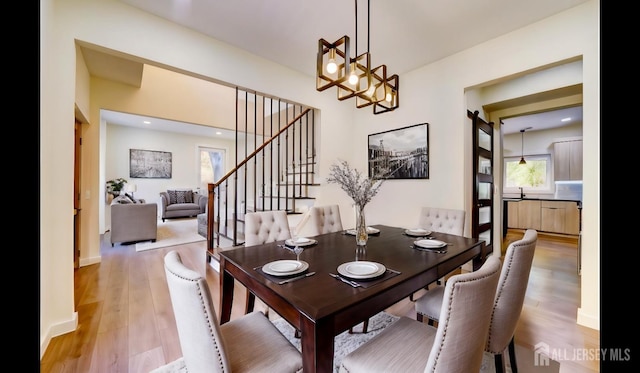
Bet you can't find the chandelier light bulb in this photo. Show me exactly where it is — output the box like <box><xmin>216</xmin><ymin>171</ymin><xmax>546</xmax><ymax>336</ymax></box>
<box><xmin>326</xmin><ymin>59</ymin><xmax>337</xmax><ymax>74</ymax></box>
<box><xmin>349</xmin><ymin>71</ymin><xmax>358</xmax><ymax>85</ymax></box>
<box><xmin>385</xmin><ymin>91</ymin><xmax>392</xmax><ymax>102</ymax></box>
<box><xmin>326</xmin><ymin>48</ymin><xmax>338</xmax><ymax>74</ymax></box>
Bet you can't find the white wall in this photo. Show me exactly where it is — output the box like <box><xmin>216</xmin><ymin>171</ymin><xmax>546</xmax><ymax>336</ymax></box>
<box><xmin>41</xmin><ymin>0</ymin><xmax>600</xmax><ymax>356</ymax></box>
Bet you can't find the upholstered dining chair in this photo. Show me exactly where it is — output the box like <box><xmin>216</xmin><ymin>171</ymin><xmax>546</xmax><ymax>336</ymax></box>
<box><xmin>417</xmin><ymin>206</ymin><xmax>465</xmax><ymax>236</ymax></box>
<box><xmin>307</xmin><ymin>204</ymin><xmax>369</xmax><ymax>334</ymax></box>
<box><xmin>414</xmin><ymin>229</ymin><xmax>538</xmax><ymax>373</ymax></box>
<box><xmin>307</xmin><ymin>204</ymin><xmax>344</xmax><ymax>236</ymax></box>
<box><xmin>408</xmin><ymin>206</ymin><xmax>466</xmax><ymax>301</ymax></box>
<box><xmin>162</xmin><ymin>250</ymin><xmax>303</xmax><ymax>373</ymax></box>
<box><xmin>243</xmin><ymin>210</ymin><xmax>292</xmax><ymax>314</ymax></box>
<box><xmin>244</xmin><ymin>210</ymin><xmax>292</xmax><ymax>246</ymax></box>
<box><xmin>339</xmin><ymin>255</ymin><xmax>502</xmax><ymax>373</ymax></box>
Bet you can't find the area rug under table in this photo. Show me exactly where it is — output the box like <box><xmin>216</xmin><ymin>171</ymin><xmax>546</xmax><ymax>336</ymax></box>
<box><xmin>135</xmin><ymin>218</ymin><xmax>205</xmax><ymax>252</ymax></box>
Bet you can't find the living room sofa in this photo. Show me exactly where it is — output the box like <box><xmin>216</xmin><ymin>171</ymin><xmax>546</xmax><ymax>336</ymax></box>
<box><xmin>110</xmin><ymin>195</ymin><xmax>158</xmax><ymax>246</ymax></box>
<box><xmin>160</xmin><ymin>190</ymin><xmax>207</xmax><ymax>222</ymax></box>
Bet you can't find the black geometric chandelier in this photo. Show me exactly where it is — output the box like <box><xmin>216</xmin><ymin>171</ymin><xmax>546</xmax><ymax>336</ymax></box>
<box><xmin>316</xmin><ymin>0</ymin><xmax>399</xmax><ymax>114</ymax></box>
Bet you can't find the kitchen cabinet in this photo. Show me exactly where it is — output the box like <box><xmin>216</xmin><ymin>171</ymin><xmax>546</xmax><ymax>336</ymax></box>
<box><xmin>554</xmin><ymin>140</ymin><xmax>583</xmax><ymax>180</ymax></box>
<box><xmin>541</xmin><ymin>200</ymin><xmax>580</xmax><ymax>235</ymax></box>
<box><xmin>517</xmin><ymin>200</ymin><xmax>541</xmax><ymax>230</ymax></box>
<box><xmin>507</xmin><ymin>201</ymin><xmax>519</xmax><ymax>228</ymax></box>
<box><xmin>506</xmin><ymin>199</ymin><xmax>579</xmax><ymax>235</ymax></box>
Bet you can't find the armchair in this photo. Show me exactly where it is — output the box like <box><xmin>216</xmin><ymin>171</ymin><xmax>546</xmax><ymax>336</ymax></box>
<box><xmin>159</xmin><ymin>190</ymin><xmax>207</xmax><ymax>222</ymax></box>
<box><xmin>110</xmin><ymin>196</ymin><xmax>157</xmax><ymax>246</ymax></box>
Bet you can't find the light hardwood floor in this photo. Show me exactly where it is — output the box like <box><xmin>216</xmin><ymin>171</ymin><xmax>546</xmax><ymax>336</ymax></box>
<box><xmin>40</xmin><ymin>228</ymin><xmax>599</xmax><ymax>373</ymax></box>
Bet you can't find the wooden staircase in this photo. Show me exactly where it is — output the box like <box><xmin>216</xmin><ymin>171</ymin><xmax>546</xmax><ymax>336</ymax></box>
<box><xmin>204</xmin><ymin>89</ymin><xmax>317</xmax><ymax>262</ymax></box>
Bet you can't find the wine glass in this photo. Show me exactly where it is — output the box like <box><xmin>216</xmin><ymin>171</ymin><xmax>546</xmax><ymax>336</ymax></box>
<box><xmin>293</xmin><ymin>246</ymin><xmax>304</xmax><ymax>262</ymax></box>
<box><xmin>290</xmin><ymin>225</ymin><xmax>299</xmax><ymax>243</ymax></box>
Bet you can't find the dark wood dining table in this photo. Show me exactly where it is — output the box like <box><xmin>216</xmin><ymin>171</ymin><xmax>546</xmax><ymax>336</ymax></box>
<box><xmin>218</xmin><ymin>225</ymin><xmax>487</xmax><ymax>373</ymax></box>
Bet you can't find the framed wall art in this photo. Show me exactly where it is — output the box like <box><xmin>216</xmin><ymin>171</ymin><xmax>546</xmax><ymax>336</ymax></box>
<box><xmin>129</xmin><ymin>149</ymin><xmax>172</xmax><ymax>179</ymax></box>
<box><xmin>368</xmin><ymin>123</ymin><xmax>429</xmax><ymax>179</ymax></box>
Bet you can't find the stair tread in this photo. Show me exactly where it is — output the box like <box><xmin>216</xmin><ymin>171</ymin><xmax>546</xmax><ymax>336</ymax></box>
<box><xmin>259</xmin><ymin>196</ymin><xmax>316</xmax><ymax>200</ymax></box>
<box><xmin>274</xmin><ymin>183</ymin><xmax>321</xmax><ymax>186</ymax></box>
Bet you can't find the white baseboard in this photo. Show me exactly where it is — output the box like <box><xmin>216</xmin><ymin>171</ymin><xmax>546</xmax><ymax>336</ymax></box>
<box><xmin>79</xmin><ymin>255</ymin><xmax>101</xmax><ymax>267</ymax></box>
<box><xmin>40</xmin><ymin>311</ymin><xmax>78</xmax><ymax>359</ymax></box>
<box><xmin>577</xmin><ymin>307</ymin><xmax>599</xmax><ymax>330</ymax></box>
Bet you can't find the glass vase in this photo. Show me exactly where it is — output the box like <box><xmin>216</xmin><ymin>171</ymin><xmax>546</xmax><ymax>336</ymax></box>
<box><xmin>355</xmin><ymin>204</ymin><xmax>368</xmax><ymax>246</ymax></box>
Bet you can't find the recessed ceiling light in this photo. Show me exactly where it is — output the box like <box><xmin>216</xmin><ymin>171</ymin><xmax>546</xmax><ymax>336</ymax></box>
<box><xmin>561</xmin><ymin>117</ymin><xmax>571</xmax><ymax>122</ymax></box>
<box><xmin>216</xmin><ymin>131</ymin><xmax>222</xmax><ymax>135</ymax></box>
<box><xmin>143</xmin><ymin>120</ymin><xmax>151</xmax><ymax>124</ymax></box>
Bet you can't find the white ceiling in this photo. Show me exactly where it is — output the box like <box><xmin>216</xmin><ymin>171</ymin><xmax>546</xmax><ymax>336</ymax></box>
<box><xmin>101</xmin><ymin>0</ymin><xmax>588</xmax><ymax>136</ymax></box>
<box><xmin>101</xmin><ymin>110</ymin><xmax>239</xmax><ymax>139</ymax></box>
<box><xmin>117</xmin><ymin>0</ymin><xmax>589</xmax><ymax>78</ymax></box>
<box><xmin>501</xmin><ymin>106</ymin><xmax>582</xmax><ymax>135</ymax></box>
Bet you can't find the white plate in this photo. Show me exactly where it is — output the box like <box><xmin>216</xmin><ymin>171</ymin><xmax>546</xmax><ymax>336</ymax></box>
<box><xmin>345</xmin><ymin>227</ymin><xmax>380</xmax><ymax>235</ymax></box>
<box><xmin>268</xmin><ymin>260</ymin><xmax>303</xmax><ymax>273</ymax></box>
<box><xmin>405</xmin><ymin>228</ymin><xmax>431</xmax><ymax>237</ymax></box>
<box><xmin>262</xmin><ymin>260</ymin><xmax>309</xmax><ymax>276</ymax></box>
<box><xmin>337</xmin><ymin>261</ymin><xmax>386</xmax><ymax>279</ymax></box>
<box><xmin>345</xmin><ymin>262</ymin><xmax>379</xmax><ymax>276</ymax></box>
<box><xmin>284</xmin><ymin>238</ymin><xmax>317</xmax><ymax>247</ymax></box>
<box><xmin>414</xmin><ymin>239</ymin><xmax>447</xmax><ymax>249</ymax></box>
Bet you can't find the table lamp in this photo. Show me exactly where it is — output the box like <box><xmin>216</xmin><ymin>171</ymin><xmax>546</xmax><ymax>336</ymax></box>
<box><xmin>124</xmin><ymin>183</ymin><xmax>137</xmax><ymax>199</ymax></box>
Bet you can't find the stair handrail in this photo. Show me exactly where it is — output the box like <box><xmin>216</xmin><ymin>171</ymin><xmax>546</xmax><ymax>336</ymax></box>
<box><xmin>206</xmin><ymin>108</ymin><xmax>312</xmax><ymax>255</ymax></box>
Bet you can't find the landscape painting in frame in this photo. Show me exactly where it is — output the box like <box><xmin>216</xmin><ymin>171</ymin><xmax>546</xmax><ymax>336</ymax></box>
<box><xmin>130</xmin><ymin>149</ymin><xmax>172</xmax><ymax>179</ymax></box>
<box><xmin>368</xmin><ymin>123</ymin><xmax>429</xmax><ymax>179</ymax></box>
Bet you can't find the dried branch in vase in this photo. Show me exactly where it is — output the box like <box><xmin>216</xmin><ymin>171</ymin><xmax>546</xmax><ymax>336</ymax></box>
<box><xmin>326</xmin><ymin>160</ymin><xmax>384</xmax><ymax>207</ymax></box>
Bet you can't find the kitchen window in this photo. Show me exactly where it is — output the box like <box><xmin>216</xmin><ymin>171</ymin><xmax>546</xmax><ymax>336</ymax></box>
<box><xmin>503</xmin><ymin>154</ymin><xmax>552</xmax><ymax>193</ymax></box>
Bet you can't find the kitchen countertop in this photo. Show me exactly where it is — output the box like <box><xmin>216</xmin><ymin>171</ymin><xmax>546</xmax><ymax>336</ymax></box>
<box><xmin>503</xmin><ymin>197</ymin><xmax>581</xmax><ymax>208</ymax></box>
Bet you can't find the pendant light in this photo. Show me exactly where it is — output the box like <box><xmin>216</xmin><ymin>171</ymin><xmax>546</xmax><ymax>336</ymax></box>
<box><xmin>316</xmin><ymin>0</ymin><xmax>399</xmax><ymax>114</ymax></box>
<box><xmin>519</xmin><ymin>128</ymin><xmax>528</xmax><ymax>165</ymax></box>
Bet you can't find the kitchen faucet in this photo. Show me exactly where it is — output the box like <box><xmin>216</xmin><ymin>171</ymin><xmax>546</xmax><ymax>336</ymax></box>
<box><xmin>519</xmin><ymin>187</ymin><xmax>525</xmax><ymax>199</ymax></box>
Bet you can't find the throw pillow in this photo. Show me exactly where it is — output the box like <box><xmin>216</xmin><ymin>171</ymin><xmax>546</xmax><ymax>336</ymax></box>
<box><xmin>168</xmin><ymin>190</ymin><xmax>178</xmax><ymax>204</ymax></box>
<box><xmin>175</xmin><ymin>190</ymin><xmax>193</xmax><ymax>204</ymax></box>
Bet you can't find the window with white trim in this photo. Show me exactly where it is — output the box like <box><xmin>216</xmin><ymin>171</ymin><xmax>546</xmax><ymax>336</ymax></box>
<box><xmin>503</xmin><ymin>154</ymin><xmax>552</xmax><ymax>193</ymax></box>
<box><xmin>198</xmin><ymin>147</ymin><xmax>225</xmax><ymax>190</ymax></box>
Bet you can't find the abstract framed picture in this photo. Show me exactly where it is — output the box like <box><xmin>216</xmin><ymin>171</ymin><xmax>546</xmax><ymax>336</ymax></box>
<box><xmin>129</xmin><ymin>149</ymin><xmax>172</xmax><ymax>179</ymax></box>
<box><xmin>368</xmin><ymin>123</ymin><xmax>429</xmax><ymax>179</ymax></box>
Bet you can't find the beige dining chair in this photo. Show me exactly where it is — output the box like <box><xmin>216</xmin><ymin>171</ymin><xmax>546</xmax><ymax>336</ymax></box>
<box><xmin>307</xmin><ymin>204</ymin><xmax>344</xmax><ymax>236</ymax></box>
<box><xmin>339</xmin><ymin>255</ymin><xmax>502</xmax><ymax>373</ymax></box>
<box><xmin>417</xmin><ymin>206</ymin><xmax>465</xmax><ymax>236</ymax></box>
<box><xmin>162</xmin><ymin>250</ymin><xmax>303</xmax><ymax>373</ymax></box>
<box><xmin>244</xmin><ymin>210</ymin><xmax>292</xmax><ymax>246</ymax></box>
<box><xmin>243</xmin><ymin>210</ymin><xmax>293</xmax><ymax>314</ymax></box>
<box><xmin>307</xmin><ymin>204</ymin><xmax>370</xmax><ymax>334</ymax></box>
<box><xmin>408</xmin><ymin>206</ymin><xmax>466</xmax><ymax>301</ymax></box>
<box><xmin>414</xmin><ymin>229</ymin><xmax>538</xmax><ymax>373</ymax></box>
